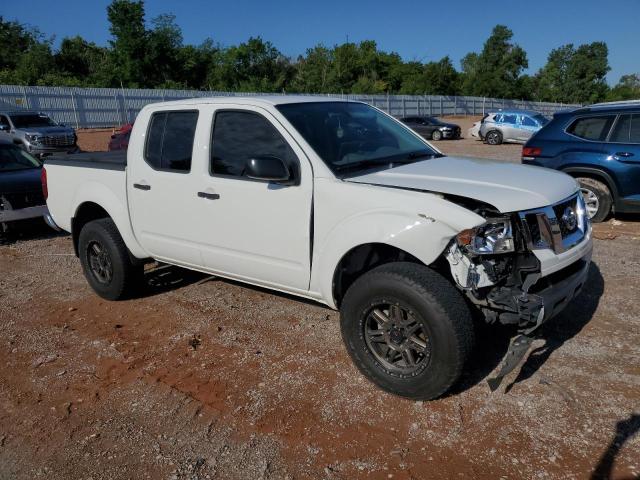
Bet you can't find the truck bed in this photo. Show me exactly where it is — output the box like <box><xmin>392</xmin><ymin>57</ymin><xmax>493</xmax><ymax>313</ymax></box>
<box><xmin>45</xmin><ymin>150</ymin><xmax>126</xmax><ymax>171</ymax></box>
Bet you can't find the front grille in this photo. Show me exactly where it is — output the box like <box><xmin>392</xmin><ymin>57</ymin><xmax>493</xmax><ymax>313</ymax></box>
<box><xmin>0</xmin><ymin>190</ymin><xmax>45</xmax><ymax>210</ymax></box>
<box><xmin>40</xmin><ymin>134</ymin><xmax>75</xmax><ymax>147</ymax></box>
<box><xmin>518</xmin><ymin>193</ymin><xmax>588</xmax><ymax>254</ymax></box>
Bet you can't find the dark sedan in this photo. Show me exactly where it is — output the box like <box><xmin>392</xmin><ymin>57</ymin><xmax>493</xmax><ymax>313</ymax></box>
<box><xmin>400</xmin><ymin>116</ymin><xmax>461</xmax><ymax>140</ymax></box>
<box><xmin>0</xmin><ymin>139</ymin><xmax>56</xmax><ymax>235</ymax></box>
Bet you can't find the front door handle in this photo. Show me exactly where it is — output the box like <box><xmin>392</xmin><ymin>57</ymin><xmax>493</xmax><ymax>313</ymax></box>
<box><xmin>133</xmin><ymin>183</ymin><xmax>151</xmax><ymax>191</ymax></box>
<box><xmin>615</xmin><ymin>152</ymin><xmax>634</xmax><ymax>157</ymax></box>
<box><xmin>197</xmin><ymin>191</ymin><xmax>220</xmax><ymax>200</ymax></box>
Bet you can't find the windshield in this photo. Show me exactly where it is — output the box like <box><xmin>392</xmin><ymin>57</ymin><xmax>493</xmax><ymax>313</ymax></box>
<box><xmin>0</xmin><ymin>144</ymin><xmax>42</xmax><ymax>172</ymax></box>
<box><xmin>9</xmin><ymin>114</ymin><xmax>57</xmax><ymax>129</ymax></box>
<box><xmin>533</xmin><ymin>114</ymin><xmax>549</xmax><ymax>126</ymax></box>
<box><xmin>276</xmin><ymin>102</ymin><xmax>440</xmax><ymax>175</ymax></box>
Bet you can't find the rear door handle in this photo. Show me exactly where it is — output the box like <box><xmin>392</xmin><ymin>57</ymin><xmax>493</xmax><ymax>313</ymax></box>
<box><xmin>133</xmin><ymin>183</ymin><xmax>151</xmax><ymax>191</ymax></box>
<box><xmin>197</xmin><ymin>191</ymin><xmax>220</xmax><ymax>200</ymax></box>
<box><xmin>615</xmin><ymin>152</ymin><xmax>634</xmax><ymax>157</ymax></box>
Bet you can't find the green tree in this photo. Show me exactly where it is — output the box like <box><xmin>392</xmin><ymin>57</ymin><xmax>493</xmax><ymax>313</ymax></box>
<box><xmin>207</xmin><ymin>37</ymin><xmax>292</xmax><ymax>92</ymax></box>
<box><xmin>534</xmin><ymin>42</ymin><xmax>610</xmax><ymax>103</ymax></box>
<box><xmin>107</xmin><ymin>0</ymin><xmax>147</xmax><ymax>87</ymax></box>
<box><xmin>605</xmin><ymin>74</ymin><xmax>640</xmax><ymax>101</ymax></box>
<box><xmin>461</xmin><ymin>25</ymin><xmax>528</xmax><ymax>98</ymax></box>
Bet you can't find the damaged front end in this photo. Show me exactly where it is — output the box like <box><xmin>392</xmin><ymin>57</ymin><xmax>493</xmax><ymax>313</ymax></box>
<box><xmin>444</xmin><ymin>193</ymin><xmax>592</xmax><ymax>333</ymax></box>
<box><xmin>443</xmin><ymin>193</ymin><xmax>592</xmax><ymax>390</ymax></box>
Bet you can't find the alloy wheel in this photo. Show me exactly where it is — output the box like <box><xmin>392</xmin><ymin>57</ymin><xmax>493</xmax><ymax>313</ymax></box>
<box><xmin>87</xmin><ymin>240</ymin><xmax>113</xmax><ymax>284</ymax></box>
<box><xmin>580</xmin><ymin>187</ymin><xmax>600</xmax><ymax>219</ymax></box>
<box><xmin>364</xmin><ymin>303</ymin><xmax>431</xmax><ymax>374</ymax></box>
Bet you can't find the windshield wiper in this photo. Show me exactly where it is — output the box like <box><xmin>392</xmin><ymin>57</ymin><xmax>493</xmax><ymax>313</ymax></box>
<box><xmin>335</xmin><ymin>151</ymin><xmax>442</xmax><ymax>174</ymax></box>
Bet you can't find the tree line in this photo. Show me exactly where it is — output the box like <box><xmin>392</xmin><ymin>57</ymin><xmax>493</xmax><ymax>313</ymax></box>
<box><xmin>0</xmin><ymin>0</ymin><xmax>638</xmax><ymax>104</ymax></box>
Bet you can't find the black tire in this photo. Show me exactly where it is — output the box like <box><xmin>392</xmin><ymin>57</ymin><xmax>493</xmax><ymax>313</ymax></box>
<box><xmin>340</xmin><ymin>262</ymin><xmax>474</xmax><ymax>400</ymax></box>
<box><xmin>485</xmin><ymin>130</ymin><xmax>502</xmax><ymax>145</ymax></box>
<box><xmin>577</xmin><ymin>177</ymin><xmax>612</xmax><ymax>223</ymax></box>
<box><xmin>78</xmin><ymin>218</ymin><xmax>143</xmax><ymax>300</ymax></box>
<box><xmin>431</xmin><ymin>130</ymin><xmax>442</xmax><ymax>141</ymax></box>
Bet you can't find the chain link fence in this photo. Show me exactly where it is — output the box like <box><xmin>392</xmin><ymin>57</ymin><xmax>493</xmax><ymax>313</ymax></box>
<box><xmin>0</xmin><ymin>85</ymin><xmax>580</xmax><ymax>129</ymax></box>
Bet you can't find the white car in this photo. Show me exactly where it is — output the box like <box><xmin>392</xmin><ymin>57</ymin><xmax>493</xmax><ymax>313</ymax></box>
<box><xmin>468</xmin><ymin>120</ymin><xmax>481</xmax><ymax>139</ymax></box>
<box><xmin>44</xmin><ymin>97</ymin><xmax>592</xmax><ymax>400</ymax></box>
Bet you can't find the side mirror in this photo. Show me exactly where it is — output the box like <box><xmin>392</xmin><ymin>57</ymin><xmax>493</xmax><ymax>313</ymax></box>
<box><xmin>244</xmin><ymin>155</ymin><xmax>292</xmax><ymax>184</ymax></box>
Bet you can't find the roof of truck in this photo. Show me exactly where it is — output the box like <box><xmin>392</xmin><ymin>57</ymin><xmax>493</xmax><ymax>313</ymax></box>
<box><xmin>144</xmin><ymin>95</ymin><xmax>359</xmax><ymax>109</ymax></box>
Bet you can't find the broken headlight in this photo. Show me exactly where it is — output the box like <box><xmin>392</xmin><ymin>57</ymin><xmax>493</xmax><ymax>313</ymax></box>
<box><xmin>456</xmin><ymin>218</ymin><xmax>514</xmax><ymax>255</ymax></box>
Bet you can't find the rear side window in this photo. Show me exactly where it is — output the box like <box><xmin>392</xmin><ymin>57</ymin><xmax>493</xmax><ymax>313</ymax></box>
<box><xmin>502</xmin><ymin>114</ymin><xmax>517</xmax><ymax>124</ymax></box>
<box><xmin>145</xmin><ymin>111</ymin><xmax>198</xmax><ymax>172</ymax></box>
<box><xmin>210</xmin><ymin>111</ymin><xmax>297</xmax><ymax>178</ymax></box>
<box><xmin>567</xmin><ymin>115</ymin><xmax>615</xmax><ymax>141</ymax></box>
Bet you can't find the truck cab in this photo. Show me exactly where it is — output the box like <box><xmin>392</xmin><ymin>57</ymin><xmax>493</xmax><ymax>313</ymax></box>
<box><xmin>44</xmin><ymin>97</ymin><xmax>592</xmax><ymax>400</ymax></box>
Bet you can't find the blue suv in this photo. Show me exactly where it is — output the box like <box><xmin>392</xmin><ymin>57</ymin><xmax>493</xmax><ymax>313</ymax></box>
<box><xmin>522</xmin><ymin>102</ymin><xmax>640</xmax><ymax>222</ymax></box>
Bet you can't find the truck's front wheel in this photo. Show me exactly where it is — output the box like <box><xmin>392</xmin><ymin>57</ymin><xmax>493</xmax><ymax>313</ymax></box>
<box><xmin>340</xmin><ymin>262</ymin><xmax>474</xmax><ymax>400</ymax></box>
<box><xmin>78</xmin><ymin>218</ymin><xmax>142</xmax><ymax>300</ymax></box>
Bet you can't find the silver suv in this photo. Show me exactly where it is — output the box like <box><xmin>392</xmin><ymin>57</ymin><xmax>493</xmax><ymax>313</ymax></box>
<box><xmin>0</xmin><ymin>111</ymin><xmax>78</xmax><ymax>157</ymax></box>
<box><xmin>479</xmin><ymin>110</ymin><xmax>548</xmax><ymax>145</ymax></box>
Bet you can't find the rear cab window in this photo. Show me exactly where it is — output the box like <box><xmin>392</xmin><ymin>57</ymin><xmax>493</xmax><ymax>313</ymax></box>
<box><xmin>566</xmin><ymin>115</ymin><xmax>616</xmax><ymax>141</ymax></box>
<box><xmin>144</xmin><ymin>110</ymin><xmax>199</xmax><ymax>172</ymax></box>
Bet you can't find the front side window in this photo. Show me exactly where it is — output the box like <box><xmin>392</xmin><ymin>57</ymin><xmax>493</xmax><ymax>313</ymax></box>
<box><xmin>0</xmin><ymin>115</ymin><xmax>10</xmax><ymax>129</ymax></box>
<box><xmin>276</xmin><ymin>102</ymin><xmax>439</xmax><ymax>175</ymax></box>
<box><xmin>0</xmin><ymin>144</ymin><xmax>41</xmax><ymax>171</ymax></box>
<box><xmin>210</xmin><ymin>111</ymin><xmax>298</xmax><ymax>178</ymax></box>
<box><xmin>144</xmin><ymin>110</ymin><xmax>198</xmax><ymax>172</ymax></box>
<box><xmin>567</xmin><ymin>115</ymin><xmax>616</xmax><ymax>141</ymax></box>
<box><xmin>522</xmin><ymin>116</ymin><xmax>537</xmax><ymax>127</ymax></box>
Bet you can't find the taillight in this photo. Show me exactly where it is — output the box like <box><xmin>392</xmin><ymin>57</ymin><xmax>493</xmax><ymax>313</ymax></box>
<box><xmin>522</xmin><ymin>146</ymin><xmax>542</xmax><ymax>157</ymax></box>
<box><xmin>41</xmin><ymin>167</ymin><xmax>48</xmax><ymax>200</ymax></box>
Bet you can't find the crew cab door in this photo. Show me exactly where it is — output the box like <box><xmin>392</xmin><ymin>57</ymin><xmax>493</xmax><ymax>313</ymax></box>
<box><xmin>191</xmin><ymin>104</ymin><xmax>313</xmax><ymax>291</ymax></box>
<box><xmin>127</xmin><ymin>108</ymin><xmax>205</xmax><ymax>266</ymax></box>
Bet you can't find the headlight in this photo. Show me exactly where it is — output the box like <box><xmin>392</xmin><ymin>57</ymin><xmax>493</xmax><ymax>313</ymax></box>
<box><xmin>25</xmin><ymin>134</ymin><xmax>42</xmax><ymax>144</ymax></box>
<box><xmin>441</xmin><ymin>127</ymin><xmax>452</xmax><ymax>131</ymax></box>
<box><xmin>456</xmin><ymin>217</ymin><xmax>515</xmax><ymax>254</ymax></box>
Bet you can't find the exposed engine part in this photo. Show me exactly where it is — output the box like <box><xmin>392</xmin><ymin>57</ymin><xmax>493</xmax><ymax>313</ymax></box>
<box><xmin>445</xmin><ymin>242</ymin><xmax>496</xmax><ymax>289</ymax></box>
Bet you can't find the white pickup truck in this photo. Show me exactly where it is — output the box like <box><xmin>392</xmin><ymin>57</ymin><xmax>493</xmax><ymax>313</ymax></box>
<box><xmin>44</xmin><ymin>97</ymin><xmax>593</xmax><ymax>400</ymax></box>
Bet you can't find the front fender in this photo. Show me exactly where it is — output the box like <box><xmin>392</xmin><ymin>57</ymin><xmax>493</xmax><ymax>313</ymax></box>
<box><xmin>72</xmin><ymin>181</ymin><xmax>147</xmax><ymax>258</ymax></box>
<box><xmin>312</xmin><ymin>206</ymin><xmax>484</xmax><ymax>309</ymax></box>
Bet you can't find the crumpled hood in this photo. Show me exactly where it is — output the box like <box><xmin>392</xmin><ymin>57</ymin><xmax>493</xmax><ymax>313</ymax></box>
<box><xmin>345</xmin><ymin>156</ymin><xmax>578</xmax><ymax>213</ymax></box>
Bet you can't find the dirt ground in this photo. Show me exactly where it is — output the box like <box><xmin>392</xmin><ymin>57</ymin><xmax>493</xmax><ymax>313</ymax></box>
<box><xmin>1</xmin><ymin>118</ymin><xmax>639</xmax><ymax>480</ymax></box>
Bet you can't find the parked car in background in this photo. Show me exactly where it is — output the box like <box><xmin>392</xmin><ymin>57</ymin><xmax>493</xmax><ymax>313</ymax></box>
<box><xmin>0</xmin><ymin>111</ymin><xmax>78</xmax><ymax>157</ymax></box>
<box><xmin>400</xmin><ymin>116</ymin><xmax>461</xmax><ymax>140</ymax></box>
<box><xmin>522</xmin><ymin>101</ymin><xmax>640</xmax><ymax>222</ymax></box>
<box><xmin>479</xmin><ymin>110</ymin><xmax>548</xmax><ymax>145</ymax></box>
<box><xmin>108</xmin><ymin>123</ymin><xmax>133</xmax><ymax>151</ymax></box>
<box><xmin>0</xmin><ymin>139</ymin><xmax>56</xmax><ymax>236</ymax></box>
<box><xmin>44</xmin><ymin>97</ymin><xmax>592</xmax><ymax>400</ymax></box>
<box><xmin>468</xmin><ymin>120</ymin><xmax>481</xmax><ymax>139</ymax></box>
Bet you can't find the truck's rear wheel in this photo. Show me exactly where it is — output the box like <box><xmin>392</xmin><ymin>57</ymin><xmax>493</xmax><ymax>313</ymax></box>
<box><xmin>78</xmin><ymin>218</ymin><xmax>142</xmax><ymax>300</ymax></box>
<box><xmin>340</xmin><ymin>262</ymin><xmax>474</xmax><ymax>400</ymax></box>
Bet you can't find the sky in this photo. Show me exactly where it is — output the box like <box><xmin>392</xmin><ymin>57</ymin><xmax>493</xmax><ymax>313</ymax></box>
<box><xmin>2</xmin><ymin>0</ymin><xmax>639</xmax><ymax>84</ymax></box>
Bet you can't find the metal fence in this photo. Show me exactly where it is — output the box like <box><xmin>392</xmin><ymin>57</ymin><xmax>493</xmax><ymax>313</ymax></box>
<box><xmin>0</xmin><ymin>85</ymin><xmax>580</xmax><ymax>129</ymax></box>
